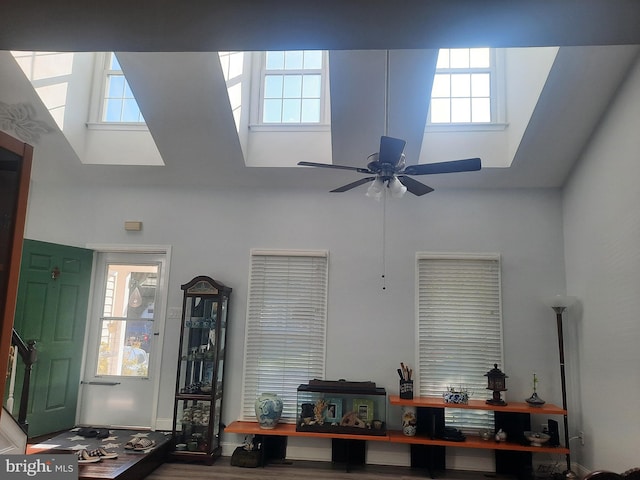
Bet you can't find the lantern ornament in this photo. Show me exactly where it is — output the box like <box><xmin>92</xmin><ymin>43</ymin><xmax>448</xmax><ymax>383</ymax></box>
<box><xmin>485</xmin><ymin>363</ymin><xmax>508</xmax><ymax>406</ymax></box>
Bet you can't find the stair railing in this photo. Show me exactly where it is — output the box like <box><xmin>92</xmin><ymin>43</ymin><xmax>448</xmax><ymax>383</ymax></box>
<box><xmin>6</xmin><ymin>329</ymin><xmax>36</xmax><ymax>432</ymax></box>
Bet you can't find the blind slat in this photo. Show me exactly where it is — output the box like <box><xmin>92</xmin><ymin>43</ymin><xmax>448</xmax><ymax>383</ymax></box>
<box><xmin>417</xmin><ymin>255</ymin><xmax>503</xmax><ymax>430</ymax></box>
<box><xmin>242</xmin><ymin>252</ymin><xmax>328</xmax><ymax>422</ymax></box>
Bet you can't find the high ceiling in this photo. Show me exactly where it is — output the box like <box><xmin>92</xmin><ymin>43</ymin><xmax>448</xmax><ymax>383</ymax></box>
<box><xmin>2</xmin><ymin>1</ymin><xmax>640</xmax><ymax>192</ymax></box>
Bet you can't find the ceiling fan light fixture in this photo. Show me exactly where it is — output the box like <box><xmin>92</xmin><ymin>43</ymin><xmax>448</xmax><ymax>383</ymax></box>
<box><xmin>366</xmin><ymin>177</ymin><xmax>385</xmax><ymax>199</ymax></box>
<box><xmin>389</xmin><ymin>176</ymin><xmax>407</xmax><ymax>198</ymax></box>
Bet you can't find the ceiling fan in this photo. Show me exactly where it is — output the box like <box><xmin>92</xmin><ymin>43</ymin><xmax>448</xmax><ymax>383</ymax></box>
<box><xmin>298</xmin><ymin>135</ymin><xmax>481</xmax><ymax>197</ymax></box>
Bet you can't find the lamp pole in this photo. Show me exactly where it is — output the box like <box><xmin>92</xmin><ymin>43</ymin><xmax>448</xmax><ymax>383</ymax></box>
<box><xmin>545</xmin><ymin>295</ymin><xmax>577</xmax><ymax>480</ymax></box>
<box><xmin>551</xmin><ymin>305</ymin><xmax>574</xmax><ymax>479</ymax></box>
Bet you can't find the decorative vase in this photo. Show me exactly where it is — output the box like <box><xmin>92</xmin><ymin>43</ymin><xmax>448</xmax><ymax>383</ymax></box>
<box><xmin>255</xmin><ymin>392</ymin><xmax>283</xmax><ymax>429</ymax></box>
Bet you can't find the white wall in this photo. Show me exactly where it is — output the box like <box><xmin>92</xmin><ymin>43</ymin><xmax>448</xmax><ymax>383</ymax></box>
<box><xmin>563</xmin><ymin>56</ymin><xmax>640</xmax><ymax>472</ymax></box>
<box><xmin>24</xmin><ymin>179</ymin><xmax>568</xmax><ymax>466</ymax></box>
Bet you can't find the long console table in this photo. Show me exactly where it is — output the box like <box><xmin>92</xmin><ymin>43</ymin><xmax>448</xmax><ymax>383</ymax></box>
<box><xmin>225</xmin><ymin>396</ymin><xmax>568</xmax><ymax>475</ymax></box>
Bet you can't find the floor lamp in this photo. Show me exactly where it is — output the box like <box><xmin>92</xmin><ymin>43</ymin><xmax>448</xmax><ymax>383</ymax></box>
<box><xmin>543</xmin><ymin>295</ymin><xmax>577</xmax><ymax>480</ymax></box>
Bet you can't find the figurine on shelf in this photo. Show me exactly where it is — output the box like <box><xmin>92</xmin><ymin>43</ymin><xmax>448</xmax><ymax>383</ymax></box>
<box><xmin>495</xmin><ymin>428</ymin><xmax>507</xmax><ymax>442</ymax></box>
<box><xmin>525</xmin><ymin>372</ymin><xmax>546</xmax><ymax>407</ymax></box>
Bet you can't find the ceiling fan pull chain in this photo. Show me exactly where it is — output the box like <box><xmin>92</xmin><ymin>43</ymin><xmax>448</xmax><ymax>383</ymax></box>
<box><xmin>381</xmin><ymin>189</ymin><xmax>387</xmax><ymax>291</ymax></box>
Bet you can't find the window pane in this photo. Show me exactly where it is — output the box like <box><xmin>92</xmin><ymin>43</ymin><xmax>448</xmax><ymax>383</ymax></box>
<box><xmin>283</xmin><ymin>75</ymin><xmax>302</xmax><ymax>98</ymax></box>
<box><xmin>431</xmin><ymin>74</ymin><xmax>450</xmax><ymax>98</ymax></box>
<box><xmin>451</xmin><ymin>98</ymin><xmax>471</xmax><ymax>122</ymax></box>
<box><xmin>98</xmin><ymin>319</ymin><xmax>152</xmax><ymax>377</ymax></box>
<box><xmin>122</xmin><ymin>99</ymin><xmax>141</xmax><ymax>122</ymax></box>
<box><xmin>472</xmin><ymin>98</ymin><xmax>491</xmax><ymax>122</ymax></box>
<box><xmin>109</xmin><ymin>53</ymin><xmax>121</xmax><ymax>70</ymax></box>
<box><xmin>303</xmin><ymin>50</ymin><xmax>323</xmax><ymax>69</ymax></box>
<box><xmin>430</xmin><ymin>48</ymin><xmax>495</xmax><ymax>125</ymax></box>
<box><xmin>450</xmin><ymin>74</ymin><xmax>471</xmax><ymax>97</ymax></box>
<box><xmin>284</xmin><ymin>50</ymin><xmax>304</xmax><ymax>69</ymax></box>
<box><xmin>106</xmin><ymin>75</ymin><xmax>125</xmax><ymax>97</ymax></box>
<box><xmin>449</xmin><ymin>49</ymin><xmax>470</xmax><ymax>68</ymax></box>
<box><xmin>264</xmin><ymin>75</ymin><xmax>283</xmax><ymax>98</ymax></box>
<box><xmin>301</xmin><ymin>99</ymin><xmax>320</xmax><ymax>122</ymax></box>
<box><xmin>96</xmin><ymin>264</ymin><xmax>158</xmax><ymax>378</ymax></box>
<box><xmin>470</xmin><ymin>48</ymin><xmax>490</xmax><ymax>68</ymax></box>
<box><xmin>263</xmin><ymin>99</ymin><xmax>282</xmax><ymax>123</ymax></box>
<box><xmin>265</xmin><ymin>51</ymin><xmax>284</xmax><ymax>69</ymax></box>
<box><xmin>104</xmin><ymin>99</ymin><xmax>122</xmax><ymax>122</ymax></box>
<box><xmin>302</xmin><ymin>74</ymin><xmax>321</xmax><ymax>98</ymax></box>
<box><xmin>430</xmin><ymin>98</ymin><xmax>450</xmax><ymax>123</ymax></box>
<box><xmin>471</xmin><ymin>73</ymin><xmax>491</xmax><ymax>97</ymax></box>
<box><xmin>123</xmin><ymin>80</ymin><xmax>135</xmax><ymax>99</ymax></box>
<box><xmin>436</xmin><ymin>49</ymin><xmax>450</xmax><ymax>69</ymax></box>
<box><xmin>282</xmin><ymin>99</ymin><xmax>301</xmax><ymax>122</ymax></box>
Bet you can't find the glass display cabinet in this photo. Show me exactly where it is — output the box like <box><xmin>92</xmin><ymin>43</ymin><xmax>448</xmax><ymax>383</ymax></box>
<box><xmin>170</xmin><ymin>276</ymin><xmax>231</xmax><ymax>464</ymax></box>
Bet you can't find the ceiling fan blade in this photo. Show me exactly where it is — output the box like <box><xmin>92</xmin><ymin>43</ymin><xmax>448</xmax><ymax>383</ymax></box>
<box><xmin>402</xmin><ymin>157</ymin><xmax>481</xmax><ymax>175</ymax></box>
<box><xmin>330</xmin><ymin>177</ymin><xmax>376</xmax><ymax>193</ymax></box>
<box><xmin>298</xmin><ymin>161</ymin><xmax>371</xmax><ymax>174</ymax></box>
<box><xmin>397</xmin><ymin>175</ymin><xmax>434</xmax><ymax>196</ymax></box>
<box><xmin>378</xmin><ymin>136</ymin><xmax>406</xmax><ymax>166</ymax></box>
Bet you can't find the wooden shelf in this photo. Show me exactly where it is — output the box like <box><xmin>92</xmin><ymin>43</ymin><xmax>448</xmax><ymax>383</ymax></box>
<box><xmin>225</xmin><ymin>421</ymin><xmax>390</xmax><ymax>442</ymax></box>
<box><xmin>389</xmin><ymin>395</ymin><xmax>567</xmax><ymax>415</ymax></box>
<box><xmin>387</xmin><ymin>430</ymin><xmax>569</xmax><ymax>454</ymax></box>
<box><xmin>225</xmin><ymin>421</ymin><xmax>569</xmax><ymax>455</ymax></box>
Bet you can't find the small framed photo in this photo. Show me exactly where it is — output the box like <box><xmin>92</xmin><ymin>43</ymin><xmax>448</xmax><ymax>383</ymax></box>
<box><xmin>324</xmin><ymin>398</ymin><xmax>342</xmax><ymax>423</ymax></box>
<box><xmin>352</xmin><ymin>398</ymin><xmax>374</xmax><ymax>423</ymax></box>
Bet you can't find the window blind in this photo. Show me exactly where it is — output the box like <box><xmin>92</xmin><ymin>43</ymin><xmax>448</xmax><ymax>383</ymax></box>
<box><xmin>241</xmin><ymin>250</ymin><xmax>328</xmax><ymax>422</ymax></box>
<box><xmin>416</xmin><ymin>253</ymin><xmax>503</xmax><ymax>430</ymax></box>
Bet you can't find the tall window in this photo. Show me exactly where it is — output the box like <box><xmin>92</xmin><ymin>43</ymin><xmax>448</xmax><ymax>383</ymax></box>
<box><xmin>261</xmin><ymin>50</ymin><xmax>325</xmax><ymax>124</ymax></box>
<box><xmin>416</xmin><ymin>253</ymin><xmax>503</xmax><ymax>430</ymax></box>
<box><xmin>241</xmin><ymin>250</ymin><xmax>328</xmax><ymax>422</ymax></box>
<box><xmin>101</xmin><ymin>53</ymin><xmax>144</xmax><ymax>123</ymax></box>
<box><xmin>430</xmin><ymin>48</ymin><xmax>494</xmax><ymax>124</ymax></box>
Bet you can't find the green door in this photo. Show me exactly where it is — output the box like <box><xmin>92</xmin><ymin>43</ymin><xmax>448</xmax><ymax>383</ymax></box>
<box><xmin>12</xmin><ymin>239</ymin><xmax>93</xmax><ymax>437</ymax></box>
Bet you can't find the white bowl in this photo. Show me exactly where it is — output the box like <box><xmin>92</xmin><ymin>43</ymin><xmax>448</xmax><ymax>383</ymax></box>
<box><xmin>524</xmin><ymin>431</ymin><xmax>550</xmax><ymax>446</ymax></box>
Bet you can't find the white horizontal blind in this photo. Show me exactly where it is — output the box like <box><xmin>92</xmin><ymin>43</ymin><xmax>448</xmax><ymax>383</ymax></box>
<box><xmin>242</xmin><ymin>250</ymin><xmax>328</xmax><ymax>422</ymax></box>
<box><xmin>416</xmin><ymin>253</ymin><xmax>503</xmax><ymax>430</ymax></box>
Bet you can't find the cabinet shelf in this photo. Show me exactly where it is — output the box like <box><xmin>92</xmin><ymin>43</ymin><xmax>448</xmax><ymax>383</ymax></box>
<box><xmin>175</xmin><ymin>393</ymin><xmax>213</xmax><ymax>401</ymax></box>
<box><xmin>171</xmin><ymin>276</ymin><xmax>231</xmax><ymax>464</ymax></box>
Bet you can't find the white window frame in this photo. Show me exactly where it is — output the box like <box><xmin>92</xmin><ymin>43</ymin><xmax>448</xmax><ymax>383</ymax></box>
<box><xmin>415</xmin><ymin>252</ymin><xmax>503</xmax><ymax>431</ymax></box>
<box><xmin>87</xmin><ymin>52</ymin><xmax>147</xmax><ymax>130</ymax></box>
<box><xmin>249</xmin><ymin>51</ymin><xmax>331</xmax><ymax>130</ymax></box>
<box><xmin>427</xmin><ymin>48</ymin><xmax>506</xmax><ymax>131</ymax></box>
<box><xmin>241</xmin><ymin>249</ymin><xmax>328</xmax><ymax>423</ymax></box>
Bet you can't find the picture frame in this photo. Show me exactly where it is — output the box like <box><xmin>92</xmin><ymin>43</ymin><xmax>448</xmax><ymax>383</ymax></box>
<box><xmin>352</xmin><ymin>398</ymin><xmax>374</xmax><ymax>423</ymax></box>
<box><xmin>324</xmin><ymin>398</ymin><xmax>342</xmax><ymax>423</ymax></box>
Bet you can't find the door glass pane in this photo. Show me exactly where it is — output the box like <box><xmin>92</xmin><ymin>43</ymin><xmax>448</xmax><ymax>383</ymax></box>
<box><xmin>96</xmin><ymin>264</ymin><xmax>158</xmax><ymax>377</ymax></box>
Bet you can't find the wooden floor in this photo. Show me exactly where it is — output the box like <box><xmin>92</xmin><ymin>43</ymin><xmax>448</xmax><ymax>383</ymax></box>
<box><xmin>148</xmin><ymin>458</ymin><xmax>500</xmax><ymax>480</ymax></box>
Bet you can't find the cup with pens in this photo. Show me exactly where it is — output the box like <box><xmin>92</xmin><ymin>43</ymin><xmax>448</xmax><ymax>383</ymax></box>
<box><xmin>398</xmin><ymin>362</ymin><xmax>413</xmax><ymax>399</ymax></box>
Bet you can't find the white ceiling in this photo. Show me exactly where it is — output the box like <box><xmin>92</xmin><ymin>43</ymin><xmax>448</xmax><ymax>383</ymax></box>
<box><xmin>1</xmin><ymin>2</ymin><xmax>640</xmax><ymax>193</ymax></box>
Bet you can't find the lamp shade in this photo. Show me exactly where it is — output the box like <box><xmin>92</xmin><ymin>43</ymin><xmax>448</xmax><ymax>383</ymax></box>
<box><xmin>542</xmin><ymin>295</ymin><xmax>577</xmax><ymax>310</ymax></box>
<box><xmin>366</xmin><ymin>178</ymin><xmax>384</xmax><ymax>199</ymax></box>
<box><xmin>389</xmin><ymin>176</ymin><xmax>407</xmax><ymax>198</ymax></box>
